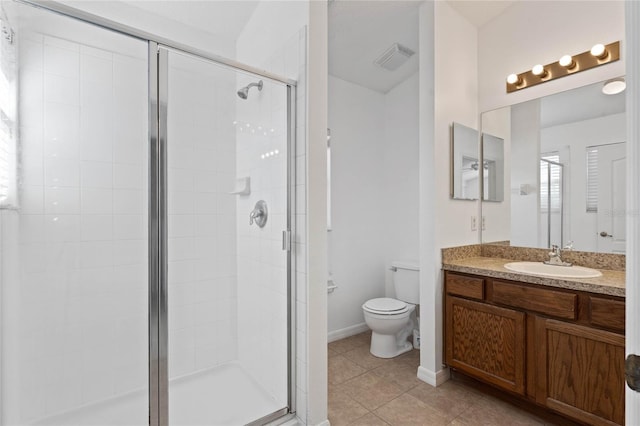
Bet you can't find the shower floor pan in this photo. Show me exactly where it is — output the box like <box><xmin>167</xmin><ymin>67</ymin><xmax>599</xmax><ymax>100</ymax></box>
<box><xmin>33</xmin><ymin>362</ymin><xmax>284</xmax><ymax>426</ymax></box>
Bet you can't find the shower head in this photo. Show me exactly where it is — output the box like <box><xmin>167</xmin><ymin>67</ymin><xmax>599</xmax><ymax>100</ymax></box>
<box><xmin>237</xmin><ymin>80</ymin><xmax>263</xmax><ymax>99</ymax></box>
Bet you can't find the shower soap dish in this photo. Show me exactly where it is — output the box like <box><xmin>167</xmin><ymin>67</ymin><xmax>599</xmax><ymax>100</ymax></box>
<box><xmin>229</xmin><ymin>177</ymin><xmax>251</xmax><ymax>196</ymax></box>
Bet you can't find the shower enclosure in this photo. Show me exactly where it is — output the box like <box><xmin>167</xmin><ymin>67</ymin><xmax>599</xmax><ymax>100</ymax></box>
<box><xmin>0</xmin><ymin>1</ymin><xmax>296</xmax><ymax>425</ymax></box>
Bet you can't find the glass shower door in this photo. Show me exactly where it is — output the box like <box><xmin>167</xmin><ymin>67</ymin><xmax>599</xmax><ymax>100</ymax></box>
<box><xmin>0</xmin><ymin>2</ymin><xmax>149</xmax><ymax>425</ymax></box>
<box><xmin>162</xmin><ymin>47</ymin><xmax>291</xmax><ymax>425</ymax></box>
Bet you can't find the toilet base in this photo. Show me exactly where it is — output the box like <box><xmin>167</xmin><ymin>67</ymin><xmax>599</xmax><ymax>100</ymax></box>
<box><xmin>369</xmin><ymin>332</ymin><xmax>413</xmax><ymax>358</ymax></box>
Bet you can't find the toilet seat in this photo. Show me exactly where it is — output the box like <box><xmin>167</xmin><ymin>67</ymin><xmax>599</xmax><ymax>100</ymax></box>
<box><xmin>362</xmin><ymin>298</ymin><xmax>409</xmax><ymax>315</ymax></box>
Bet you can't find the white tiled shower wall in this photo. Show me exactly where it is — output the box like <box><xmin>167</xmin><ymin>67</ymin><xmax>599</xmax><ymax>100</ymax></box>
<box><xmin>166</xmin><ymin>54</ymin><xmax>238</xmax><ymax>378</ymax></box>
<box><xmin>1</xmin><ymin>32</ymin><xmax>148</xmax><ymax>423</ymax></box>
<box><xmin>235</xmin><ymin>27</ymin><xmax>308</xmax><ymax>418</ymax></box>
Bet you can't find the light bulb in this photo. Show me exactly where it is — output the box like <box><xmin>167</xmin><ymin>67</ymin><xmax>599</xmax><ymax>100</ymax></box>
<box><xmin>532</xmin><ymin>64</ymin><xmax>546</xmax><ymax>77</ymax></box>
<box><xmin>590</xmin><ymin>43</ymin><xmax>607</xmax><ymax>59</ymax></box>
<box><xmin>506</xmin><ymin>74</ymin><xmax>519</xmax><ymax>85</ymax></box>
<box><xmin>559</xmin><ymin>55</ymin><xmax>575</xmax><ymax>68</ymax></box>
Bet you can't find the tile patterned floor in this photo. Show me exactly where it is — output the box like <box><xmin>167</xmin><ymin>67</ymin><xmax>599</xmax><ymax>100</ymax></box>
<box><xmin>328</xmin><ymin>332</ymin><xmax>553</xmax><ymax>426</ymax></box>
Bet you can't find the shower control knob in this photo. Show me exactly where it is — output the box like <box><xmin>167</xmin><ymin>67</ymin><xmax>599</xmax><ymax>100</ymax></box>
<box><xmin>249</xmin><ymin>200</ymin><xmax>268</xmax><ymax>228</ymax></box>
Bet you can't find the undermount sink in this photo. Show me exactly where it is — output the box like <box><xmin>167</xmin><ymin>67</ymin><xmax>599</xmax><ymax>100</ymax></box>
<box><xmin>503</xmin><ymin>262</ymin><xmax>603</xmax><ymax>278</ymax></box>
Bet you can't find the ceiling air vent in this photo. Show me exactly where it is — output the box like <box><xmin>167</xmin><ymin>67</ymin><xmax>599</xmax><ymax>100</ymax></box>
<box><xmin>374</xmin><ymin>43</ymin><xmax>415</xmax><ymax>71</ymax></box>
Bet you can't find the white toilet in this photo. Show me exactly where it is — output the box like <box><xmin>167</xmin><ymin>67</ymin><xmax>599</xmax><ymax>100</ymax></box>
<box><xmin>362</xmin><ymin>261</ymin><xmax>419</xmax><ymax>358</ymax></box>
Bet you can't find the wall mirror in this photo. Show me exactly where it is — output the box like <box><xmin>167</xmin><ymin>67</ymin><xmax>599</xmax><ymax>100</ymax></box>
<box><xmin>451</xmin><ymin>122</ymin><xmax>480</xmax><ymax>200</ymax></box>
<box><xmin>480</xmin><ymin>78</ymin><xmax>626</xmax><ymax>253</ymax></box>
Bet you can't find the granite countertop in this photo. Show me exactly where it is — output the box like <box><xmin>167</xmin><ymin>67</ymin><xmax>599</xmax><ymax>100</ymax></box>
<box><xmin>443</xmin><ymin>256</ymin><xmax>625</xmax><ymax>298</ymax></box>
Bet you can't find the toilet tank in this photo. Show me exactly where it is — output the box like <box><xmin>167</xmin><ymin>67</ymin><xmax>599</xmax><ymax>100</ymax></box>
<box><xmin>392</xmin><ymin>261</ymin><xmax>420</xmax><ymax>304</ymax></box>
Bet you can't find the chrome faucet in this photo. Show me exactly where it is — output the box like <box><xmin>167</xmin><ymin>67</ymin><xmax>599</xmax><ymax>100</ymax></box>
<box><xmin>544</xmin><ymin>245</ymin><xmax>572</xmax><ymax>267</ymax></box>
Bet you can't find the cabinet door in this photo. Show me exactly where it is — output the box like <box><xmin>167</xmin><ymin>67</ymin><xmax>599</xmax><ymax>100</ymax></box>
<box><xmin>535</xmin><ymin>318</ymin><xmax>625</xmax><ymax>425</ymax></box>
<box><xmin>445</xmin><ymin>296</ymin><xmax>526</xmax><ymax>395</ymax></box>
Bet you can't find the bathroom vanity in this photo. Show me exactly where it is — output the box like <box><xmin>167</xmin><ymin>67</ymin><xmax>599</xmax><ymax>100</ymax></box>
<box><xmin>443</xmin><ymin>253</ymin><xmax>625</xmax><ymax>426</ymax></box>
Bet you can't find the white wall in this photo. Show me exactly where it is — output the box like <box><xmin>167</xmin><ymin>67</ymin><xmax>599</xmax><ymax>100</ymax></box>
<box><xmin>236</xmin><ymin>1</ymin><xmax>308</xmax><ymax>73</ymax></box>
<box><xmin>419</xmin><ymin>0</ymin><xmax>479</xmax><ymax>385</ymax></box>
<box><xmin>383</xmin><ymin>73</ymin><xmax>420</xmax><ymax>297</ymax></box>
<box><xmin>540</xmin><ymin>113</ymin><xmax>626</xmax><ymax>252</ymax></box>
<box><xmin>327</xmin><ymin>72</ymin><xmax>419</xmax><ymax>337</ymax></box>
<box><xmin>510</xmin><ymin>100</ymin><xmax>541</xmax><ymax>247</ymax></box>
<box><xmin>479</xmin><ymin>1</ymin><xmax>625</xmax><ymax>112</ymax></box>
<box><xmin>305</xmin><ymin>3</ymin><xmax>328</xmax><ymax>424</ymax></box>
<box><xmin>433</xmin><ymin>1</ymin><xmax>479</xmax><ymax>248</ymax></box>
<box><xmin>480</xmin><ymin>107</ymin><xmax>511</xmax><ymax>243</ymax></box>
<box><xmin>327</xmin><ymin>76</ymin><xmax>386</xmax><ymax>335</ymax></box>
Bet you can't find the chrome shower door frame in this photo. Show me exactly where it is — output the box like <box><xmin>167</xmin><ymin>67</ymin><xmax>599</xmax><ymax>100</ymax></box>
<box><xmin>152</xmin><ymin>44</ymin><xmax>297</xmax><ymax>426</ymax></box>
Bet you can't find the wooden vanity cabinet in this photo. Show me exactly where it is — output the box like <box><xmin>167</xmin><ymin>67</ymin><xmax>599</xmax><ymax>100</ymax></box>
<box><xmin>535</xmin><ymin>317</ymin><xmax>625</xmax><ymax>426</ymax></box>
<box><xmin>445</xmin><ymin>295</ymin><xmax>526</xmax><ymax>395</ymax></box>
<box><xmin>444</xmin><ymin>271</ymin><xmax>626</xmax><ymax>426</ymax></box>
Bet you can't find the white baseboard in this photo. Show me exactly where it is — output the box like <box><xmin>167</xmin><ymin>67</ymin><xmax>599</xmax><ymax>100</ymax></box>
<box><xmin>314</xmin><ymin>421</ymin><xmax>330</xmax><ymax>426</ymax></box>
<box><xmin>327</xmin><ymin>323</ymin><xmax>369</xmax><ymax>343</ymax></box>
<box><xmin>417</xmin><ymin>365</ymin><xmax>450</xmax><ymax>387</ymax></box>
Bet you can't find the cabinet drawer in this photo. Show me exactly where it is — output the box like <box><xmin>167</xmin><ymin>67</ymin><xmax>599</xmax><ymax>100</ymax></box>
<box><xmin>492</xmin><ymin>281</ymin><xmax>577</xmax><ymax>320</ymax></box>
<box><xmin>446</xmin><ymin>273</ymin><xmax>484</xmax><ymax>300</ymax></box>
<box><xmin>589</xmin><ymin>296</ymin><xmax>625</xmax><ymax>332</ymax></box>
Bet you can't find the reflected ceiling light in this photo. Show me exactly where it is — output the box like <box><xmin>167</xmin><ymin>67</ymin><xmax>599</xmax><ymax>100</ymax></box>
<box><xmin>531</xmin><ymin>64</ymin><xmax>547</xmax><ymax>77</ymax></box>
<box><xmin>559</xmin><ymin>55</ymin><xmax>576</xmax><ymax>69</ymax></box>
<box><xmin>602</xmin><ymin>77</ymin><xmax>626</xmax><ymax>95</ymax></box>
<box><xmin>590</xmin><ymin>43</ymin><xmax>608</xmax><ymax>59</ymax></box>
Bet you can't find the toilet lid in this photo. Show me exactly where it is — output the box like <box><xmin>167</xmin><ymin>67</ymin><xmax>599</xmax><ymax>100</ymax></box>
<box><xmin>363</xmin><ymin>298</ymin><xmax>408</xmax><ymax>314</ymax></box>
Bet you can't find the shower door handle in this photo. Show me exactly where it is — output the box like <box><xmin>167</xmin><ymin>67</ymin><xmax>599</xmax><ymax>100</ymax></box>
<box><xmin>282</xmin><ymin>230</ymin><xmax>291</xmax><ymax>251</ymax></box>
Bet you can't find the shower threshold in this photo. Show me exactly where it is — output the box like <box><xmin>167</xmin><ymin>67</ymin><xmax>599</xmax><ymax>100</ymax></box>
<box><xmin>32</xmin><ymin>362</ymin><xmax>284</xmax><ymax>426</ymax></box>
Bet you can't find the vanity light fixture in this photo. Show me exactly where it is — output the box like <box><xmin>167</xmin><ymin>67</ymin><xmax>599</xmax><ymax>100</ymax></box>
<box><xmin>506</xmin><ymin>41</ymin><xmax>620</xmax><ymax>93</ymax></box>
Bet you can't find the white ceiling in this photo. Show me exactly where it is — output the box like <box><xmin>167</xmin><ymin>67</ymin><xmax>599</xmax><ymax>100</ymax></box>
<box><xmin>329</xmin><ymin>1</ymin><xmax>421</xmax><ymax>93</ymax></box>
<box><xmin>328</xmin><ymin>0</ymin><xmax>516</xmax><ymax>94</ymax></box>
<box><xmin>540</xmin><ymin>80</ymin><xmax>626</xmax><ymax>129</ymax></box>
